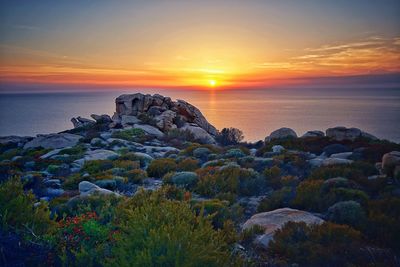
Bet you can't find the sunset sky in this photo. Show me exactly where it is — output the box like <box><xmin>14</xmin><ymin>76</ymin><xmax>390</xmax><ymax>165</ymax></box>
<box><xmin>1</xmin><ymin>0</ymin><xmax>400</xmax><ymax>91</ymax></box>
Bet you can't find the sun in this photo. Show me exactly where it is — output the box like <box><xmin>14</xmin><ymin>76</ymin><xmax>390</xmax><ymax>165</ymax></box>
<box><xmin>208</xmin><ymin>79</ymin><xmax>217</xmax><ymax>87</ymax></box>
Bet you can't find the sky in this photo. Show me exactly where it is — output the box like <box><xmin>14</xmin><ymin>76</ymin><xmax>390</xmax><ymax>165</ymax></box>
<box><xmin>0</xmin><ymin>0</ymin><xmax>400</xmax><ymax>91</ymax></box>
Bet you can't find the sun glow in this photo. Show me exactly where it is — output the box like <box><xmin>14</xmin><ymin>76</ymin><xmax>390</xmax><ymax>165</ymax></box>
<box><xmin>208</xmin><ymin>79</ymin><xmax>217</xmax><ymax>87</ymax></box>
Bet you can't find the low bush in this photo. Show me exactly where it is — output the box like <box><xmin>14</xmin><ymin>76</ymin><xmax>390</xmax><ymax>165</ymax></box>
<box><xmin>268</xmin><ymin>221</ymin><xmax>371</xmax><ymax>267</ymax></box>
<box><xmin>192</xmin><ymin>199</ymin><xmax>243</xmax><ymax>229</ymax></box>
<box><xmin>216</xmin><ymin>127</ymin><xmax>244</xmax><ymax>146</ymax></box>
<box><xmin>146</xmin><ymin>158</ymin><xmax>177</xmax><ymax>178</ymax></box>
<box><xmin>292</xmin><ymin>179</ymin><xmax>324</xmax><ymax>212</ymax></box>
<box><xmin>82</xmin><ymin>160</ymin><xmax>114</xmax><ymax>174</ymax></box>
<box><xmin>55</xmin><ymin>211</ymin><xmax>116</xmax><ymax>266</ymax></box>
<box><xmin>326</xmin><ymin>200</ymin><xmax>366</xmax><ymax>227</ymax></box>
<box><xmin>108</xmin><ymin>190</ymin><xmax>233</xmax><ymax>266</ymax></box>
<box><xmin>126</xmin><ymin>169</ymin><xmax>147</xmax><ymax>183</ymax></box>
<box><xmin>365</xmin><ymin>198</ymin><xmax>400</xmax><ymax>252</ymax></box>
<box><xmin>196</xmin><ymin>165</ymin><xmax>265</xmax><ymax>197</ymax></box>
<box><xmin>0</xmin><ymin>177</ymin><xmax>55</xmax><ymax>239</ymax></box>
<box><xmin>111</xmin><ymin>128</ymin><xmax>145</xmax><ymax>141</ymax></box>
<box><xmin>257</xmin><ymin>187</ymin><xmax>294</xmax><ymax>212</ymax></box>
<box><xmin>177</xmin><ymin>157</ymin><xmax>199</xmax><ymax>171</ymax></box>
<box><xmin>264</xmin><ymin>166</ymin><xmax>282</xmax><ymax>189</ymax></box>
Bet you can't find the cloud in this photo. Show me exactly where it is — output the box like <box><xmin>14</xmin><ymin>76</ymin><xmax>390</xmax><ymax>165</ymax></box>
<box><xmin>254</xmin><ymin>35</ymin><xmax>400</xmax><ymax>75</ymax></box>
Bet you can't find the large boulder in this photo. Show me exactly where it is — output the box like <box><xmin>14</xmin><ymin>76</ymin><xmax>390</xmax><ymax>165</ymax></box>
<box><xmin>90</xmin><ymin>114</ymin><xmax>112</xmax><ymax>124</ymax></box>
<box><xmin>121</xmin><ymin>115</ymin><xmax>140</xmax><ymax>126</ymax></box>
<box><xmin>24</xmin><ymin>133</ymin><xmax>82</xmax><ymax>149</ymax></box>
<box><xmin>115</xmin><ymin>93</ymin><xmax>217</xmax><ymax>136</ymax></box>
<box><xmin>155</xmin><ymin>110</ymin><xmax>177</xmax><ymax>131</ymax></box>
<box><xmin>0</xmin><ymin>136</ymin><xmax>32</xmax><ymax>146</ymax></box>
<box><xmin>242</xmin><ymin>208</ymin><xmax>324</xmax><ymax>248</ymax></box>
<box><xmin>78</xmin><ymin>181</ymin><xmax>120</xmax><ymax>197</ymax></box>
<box><xmin>326</xmin><ymin>126</ymin><xmax>377</xmax><ymax>141</ymax></box>
<box><xmin>382</xmin><ymin>151</ymin><xmax>400</xmax><ymax>177</ymax></box>
<box><xmin>301</xmin><ymin>130</ymin><xmax>325</xmax><ymax>138</ymax></box>
<box><xmin>83</xmin><ymin>149</ymin><xmax>119</xmax><ymax>161</ymax></box>
<box><xmin>265</xmin><ymin>128</ymin><xmax>297</xmax><ymax>142</ymax></box>
<box><xmin>323</xmin><ymin>144</ymin><xmax>351</xmax><ymax>156</ymax></box>
<box><xmin>71</xmin><ymin>116</ymin><xmax>95</xmax><ymax>128</ymax></box>
<box><xmin>133</xmin><ymin>124</ymin><xmax>164</xmax><ymax>138</ymax></box>
<box><xmin>181</xmin><ymin>124</ymin><xmax>216</xmax><ymax>144</ymax></box>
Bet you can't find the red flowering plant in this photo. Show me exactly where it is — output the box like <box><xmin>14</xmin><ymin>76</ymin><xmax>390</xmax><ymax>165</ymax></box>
<box><xmin>56</xmin><ymin>211</ymin><xmax>117</xmax><ymax>265</ymax></box>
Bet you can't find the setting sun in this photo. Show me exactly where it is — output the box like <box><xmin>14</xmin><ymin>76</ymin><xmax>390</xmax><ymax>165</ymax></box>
<box><xmin>209</xmin><ymin>80</ymin><xmax>217</xmax><ymax>87</ymax></box>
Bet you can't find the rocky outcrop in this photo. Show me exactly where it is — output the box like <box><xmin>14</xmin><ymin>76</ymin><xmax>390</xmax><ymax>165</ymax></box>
<box><xmin>23</xmin><ymin>133</ymin><xmax>82</xmax><ymax>149</ymax></box>
<box><xmin>326</xmin><ymin>126</ymin><xmax>377</xmax><ymax>141</ymax></box>
<box><xmin>382</xmin><ymin>151</ymin><xmax>400</xmax><ymax>177</ymax></box>
<box><xmin>90</xmin><ymin>114</ymin><xmax>112</xmax><ymax>124</ymax></box>
<box><xmin>0</xmin><ymin>136</ymin><xmax>32</xmax><ymax>146</ymax></box>
<box><xmin>301</xmin><ymin>130</ymin><xmax>325</xmax><ymax>138</ymax></box>
<box><xmin>71</xmin><ymin>116</ymin><xmax>95</xmax><ymax>128</ymax></box>
<box><xmin>114</xmin><ymin>93</ymin><xmax>218</xmax><ymax>137</ymax></box>
<box><xmin>181</xmin><ymin>123</ymin><xmax>216</xmax><ymax>144</ymax></box>
<box><xmin>242</xmin><ymin>208</ymin><xmax>324</xmax><ymax>248</ymax></box>
<box><xmin>265</xmin><ymin>127</ymin><xmax>297</xmax><ymax>142</ymax></box>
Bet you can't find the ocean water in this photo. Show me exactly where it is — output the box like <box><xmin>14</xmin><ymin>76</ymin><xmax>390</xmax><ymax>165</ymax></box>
<box><xmin>0</xmin><ymin>88</ymin><xmax>399</xmax><ymax>142</ymax></box>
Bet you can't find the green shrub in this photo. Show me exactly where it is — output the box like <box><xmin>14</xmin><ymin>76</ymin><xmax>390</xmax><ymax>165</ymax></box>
<box><xmin>292</xmin><ymin>179</ymin><xmax>324</xmax><ymax>212</ymax></box>
<box><xmin>177</xmin><ymin>157</ymin><xmax>199</xmax><ymax>171</ymax></box>
<box><xmin>327</xmin><ymin>200</ymin><xmax>366</xmax><ymax>227</ymax></box>
<box><xmin>112</xmin><ymin>160</ymin><xmax>140</xmax><ymax>171</ymax></box>
<box><xmin>309</xmin><ymin>162</ymin><xmax>377</xmax><ymax>182</ymax></box>
<box><xmin>195</xmin><ymin>165</ymin><xmax>265</xmax><ymax>197</ymax></box>
<box><xmin>82</xmin><ymin>160</ymin><xmax>114</xmax><ymax>174</ymax></box>
<box><xmin>111</xmin><ymin>128</ymin><xmax>145</xmax><ymax>141</ymax></box>
<box><xmin>0</xmin><ymin>177</ymin><xmax>55</xmax><ymax>239</ymax></box>
<box><xmin>192</xmin><ymin>199</ymin><xmax>241</xmax><ymax>229</ymax></box>
<box><xmin>216</xmin><ymin>127</ymin><xmax>244</xmax><ymax>146</ymax></box>
<box><xmin>54</xmin><ymin>194</ymin><xmax>121</xmax><ymax>224</ymax></box>
<box><xmin>257</xmin><ymin>187</ymin><xmax>294</xmax><ymax>212</ymax></box>
<box><xmin>268</xmin><ymin>221</ymin><xmax>369</xmax><ymax>267</ymax></box>
<box><xmin>366</xmin><ymin>198</ymin><xmax>400</xmax><ymax>252</ymax></box>
<box><xmin>264</xmin><ymin>166</ymin><xmax>281</xmax><ymax>189</ymax></box>
<box><xmin>56</xmin><ymin>211</ymin><xmax>115</xmax><ymax>266</ymax></box>
<box><xmin>146</xmin><ymin>158</ymin><xmax>177</xmax><ymax>178</ymax></box>
<box><xmin>107</xmin><ymin>191</ymin><xmax>232</xmax><ymax>266</ymax></box>
<box><xmin>324</xmin><ymin>188</ymin><xmax>369</xmax><ymax>207</ymax></box>
<box><xmin>240</xmin><ymin>224</ymin><xmax>265</xmax><ymax>245</ymax></box>
<box><xmin>59</xmin><ymin>145</ymin><xmax>87</xmax><ymax>156</ymax></box>
<box><xmin>166</xmin><ymin>171</ymin><xmax>198</xmax><ymax>189</ymax></box>
<box><xmin>126</xmin><ymin>169</ymin><xmax>148</xmax><ymax>183</ymax></box>
<box><xmin>224</xmin><ymin>148</ymin><xmax>245</xmax><ymax>158</ymax></box>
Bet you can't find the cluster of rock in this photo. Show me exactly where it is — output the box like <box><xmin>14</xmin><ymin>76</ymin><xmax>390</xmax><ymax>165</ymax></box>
<box><xmin>71</xmin><ymin>93</ymin><xmax>218</xmax><ymax>144</ymax></box>
<box><xmin>265</xmin><ymin>126</ymin><xmax>377</xmax><ymax>142</ymax></box>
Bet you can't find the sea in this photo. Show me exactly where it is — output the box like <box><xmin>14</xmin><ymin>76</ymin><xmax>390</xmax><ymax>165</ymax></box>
<box><xmin>0</xmin><ymin>88</ymin><xmax>399</xmax><ymax>143</ymax></box>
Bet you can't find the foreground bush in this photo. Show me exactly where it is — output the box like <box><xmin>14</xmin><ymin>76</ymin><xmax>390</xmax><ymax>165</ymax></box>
<box><xmin>268</xmin><ymin>221</ymin><xmax>384</xmax><ymax>266</ymax></box>
<box><xmin>0</xmin><ymin>177</ymin><xmax>55</xmax><ymax>238</ymax></box>
<box><xmin>108</xmin><ymin>191</ymin><xmax>232</xmax><ymax>266</ymax></box>
<box><xmin>56</xmin><ymin>211</ymin><xmax>116</xmax><ymax>266</ymax></box>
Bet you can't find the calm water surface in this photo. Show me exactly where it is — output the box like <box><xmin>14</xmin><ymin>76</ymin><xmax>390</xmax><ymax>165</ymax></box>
<box><xmin>1</xmin><ymin>88</ymin><xmax>399</xmax><ymax>142</ymax></box>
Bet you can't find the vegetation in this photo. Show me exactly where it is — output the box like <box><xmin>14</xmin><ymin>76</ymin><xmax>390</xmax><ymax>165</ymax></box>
<box><xmin>146</xmin><ymin>158</ymin><xmax>177</xmax><ymax>178</ymax></box>
<box><xmin>1</xmin><ymin>125</ymin><xmax>400</xmax><ymax>266</ymax></box>
<box><xmin>107</xmin><ymin>190</ymin><xmax>233</xmax><ymax>267</ymax></box>
<box><xmin>216</xmin><ymin>127</ymin><xmax>244</xmax><ymax>146</ymax></box>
